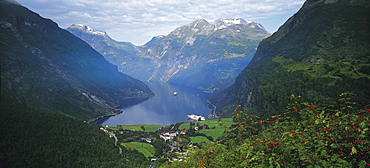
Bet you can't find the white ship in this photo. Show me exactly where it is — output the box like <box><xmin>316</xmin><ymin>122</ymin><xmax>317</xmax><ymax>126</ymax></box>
<box><xmin>187</xmin><ymin>114</ymin><xmax>205</xmax><ymax>121</ymax></box>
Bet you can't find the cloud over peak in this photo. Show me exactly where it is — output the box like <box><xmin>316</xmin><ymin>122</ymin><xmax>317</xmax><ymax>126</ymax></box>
<box><xmin>17</xmin><ymin>0</ymin><xmax>305</xmax><ymax>45</ymax></box>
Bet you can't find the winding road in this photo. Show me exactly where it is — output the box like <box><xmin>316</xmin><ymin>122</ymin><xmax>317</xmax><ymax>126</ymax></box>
<box><xmin>109</xmin><ymin>132</ymin><xmax>122</xmax><ymax>154</ymax></box>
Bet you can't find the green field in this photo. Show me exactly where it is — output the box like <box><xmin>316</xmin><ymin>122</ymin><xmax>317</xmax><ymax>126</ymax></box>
<box><xmin>120</xmin><ymin>142</ymin><xmax>155</xmax><ymax>158</ymax></box>
<box><xmin>179</xmin><ymin>118</ymin><xmax>234</xmax><ymax>130</ymax></box>
<box><xmin>189</xmin><ymin>136</ymin><xmax>211</xmax><ymax>143</ymax></box>
<box><xmin>179</xmin><ymin>118</ymin><xmax>234</xmax><ymax>140</ymax></box>
<box><xmin>199</xmin><ymin>129</ymin><xmax>227</xmax><ymax>141</ymax></box>
<box><xmin>107</xmin><ymin>124</ymin><xmax>162</xmax><ymax>132</ymax></box>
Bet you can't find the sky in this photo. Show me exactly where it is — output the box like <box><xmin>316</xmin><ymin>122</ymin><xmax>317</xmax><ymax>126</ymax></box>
<box><xmin>16</xmin><ymin>0</ymin><xmax>305</xmax><ymax>45</ymax></box>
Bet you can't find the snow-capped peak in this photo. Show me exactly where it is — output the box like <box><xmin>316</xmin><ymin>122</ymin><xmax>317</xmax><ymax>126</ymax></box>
<box><xmin>70</xmin><ymin>24</ymin><xmax>106</xmax><ymax>36</ymax></box>
<box><xmin>220</xmin><ymin>18</ymin><xmax>241</xmax><ymax>25</ymax></box>
<box><xmin>156</xmin><ymin>35</ymin><xmax>165</xmax><ymax>38</ymax></box>
<box><xmin>212</xmin><ymin>18</ymin><xmax>257</xmax><ymax>31</ymax></box>
<box><xmin>215</xmin><ymin>18</ymin><xmax>252</xmax><ymax>26</ymax></box>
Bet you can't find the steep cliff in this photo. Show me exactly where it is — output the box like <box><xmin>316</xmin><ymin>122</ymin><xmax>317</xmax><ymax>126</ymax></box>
<box><xmin>210</xmin><ymin>0</ymin><xmax>370</xmax><ymax>117</ymax></box>
<box><xmin>0</xmin><ymin>1</ymin><xmax>153</xmax><ymax>120</ymax></box>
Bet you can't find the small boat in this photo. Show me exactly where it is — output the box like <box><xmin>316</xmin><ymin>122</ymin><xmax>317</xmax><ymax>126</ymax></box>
<box><xmin>173</xmin><ymin>92</ymin><xmax>178</xmax><ymax>96</ymax></box>
<box><xmin>187</xmin><ymin>114</ymin><xmax>205</xmax><ymax>121</ymax></box>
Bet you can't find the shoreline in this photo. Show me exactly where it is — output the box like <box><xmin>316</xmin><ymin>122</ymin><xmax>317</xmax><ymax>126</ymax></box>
<box><xmin>87</xmin><ymin>110</ymin><xmax>123</xmax><ymax>124</ymax></box>
<box><xmin>87</xmin><ymin>97</ymin><xmax>152</xmax><ymax>124</ymax></box>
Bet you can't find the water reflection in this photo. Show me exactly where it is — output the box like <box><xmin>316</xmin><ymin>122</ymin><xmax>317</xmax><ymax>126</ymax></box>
<box><xmin>98</xmin><ymin>82</ymin><xmax>212</xmax><ymax>126</ymax></box>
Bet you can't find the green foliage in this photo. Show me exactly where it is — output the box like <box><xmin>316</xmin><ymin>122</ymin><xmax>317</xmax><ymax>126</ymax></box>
<box><xmin>174</xmin><ymin>94</ymin><xmax>370</xmax><ymax>167</ymax></box>
<box><xmin>210</xmin><ymin>0</ymin><xmax>370</xmax><ymax>118</ymax></box>
<box><xmin>151</xmin><ymin>138</ymin><xmax>171</xmax><ymax>157</ymax></box>
<box><xmin>0</xmin><ymin>103</ymin><xmax>148</xmax><ymax>167</ymax></box>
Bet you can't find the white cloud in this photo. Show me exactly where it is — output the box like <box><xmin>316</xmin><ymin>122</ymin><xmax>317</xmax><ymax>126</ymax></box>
<box><xmin>16</xmin><ymin>0</ymin><xmax>305</xmax><ymax>45</ymax></box>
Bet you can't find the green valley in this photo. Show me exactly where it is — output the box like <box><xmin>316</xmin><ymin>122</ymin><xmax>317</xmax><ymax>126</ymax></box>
<box><xmin>1</xmin><ymin>0</ymin><xmax>369</xmax><ymax>167</ymax></box>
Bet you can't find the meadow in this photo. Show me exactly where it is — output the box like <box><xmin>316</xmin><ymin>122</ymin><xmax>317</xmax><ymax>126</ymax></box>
<box><xmin>107</xmin><ymin>124</ymin><xmax>162</xmax><ymax>132</ymax></box>
<box><xmin>120</xmin><ymin>142</ymin><xmax>156</xmax><ymax>158</ymax></box>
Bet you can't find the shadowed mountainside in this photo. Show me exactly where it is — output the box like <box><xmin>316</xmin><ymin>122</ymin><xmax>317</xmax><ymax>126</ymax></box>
<box><xmin>0</xmin><ymin>1</ymin><xmax>154</xmax><ymax>120</ymax></box>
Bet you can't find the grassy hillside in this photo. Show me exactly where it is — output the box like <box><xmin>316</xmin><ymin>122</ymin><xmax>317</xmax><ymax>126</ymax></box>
<box><xmin>121</xmin><ymin>142</ymin><xmax>156</xmax><ymax>158</ymax></box>
<box><xmin>210</xmin><ymin>0</ymin><xmax>370</xmax><ymax>118</ymax></box>
<box><xmin>189</xmin><ymin>136</ymin><xmax>212</xmax><ymax>143</ymax></box>
<box><xmin>179</xmin><ymin>118</ymin><xmax>234</xmax><ymax>140</ymax></box>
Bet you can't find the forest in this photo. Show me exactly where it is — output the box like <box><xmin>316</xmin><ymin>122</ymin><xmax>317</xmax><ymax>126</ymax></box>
<box><xmin>0</xmin><ymin>103</ymin><xmax>149</xmax><ymax>168</ymax></box>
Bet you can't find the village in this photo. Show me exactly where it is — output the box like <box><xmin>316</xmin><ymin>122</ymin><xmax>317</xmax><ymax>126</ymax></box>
<box><xmin>98</xmin><ymin>118</ymin><xmax>233</xmax><ymax>166</ymax></box>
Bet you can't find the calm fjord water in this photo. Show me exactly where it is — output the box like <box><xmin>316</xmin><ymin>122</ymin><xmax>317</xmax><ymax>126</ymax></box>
<box><xmin>97</xmin><ymin>82</ymin><xmax>213</xmax><ymax>126</ymax></box>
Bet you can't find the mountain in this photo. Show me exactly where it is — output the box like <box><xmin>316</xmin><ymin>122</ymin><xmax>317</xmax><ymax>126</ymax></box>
<box><xmin>0</xmin><ymin>1</ymin><xmax>152</xmax><ymax>167</ymax></box>
<box><xmin>67</xmin><ymin>18</ymin><xmax>270</xmax><ymax>93</ymax></box>
<box><xmin>66</xmin><ymin>24</ymin><xmax>140</xmax><ymax>70</ymax></box>
<box><xmin>209</xmin><ymin>0</ymin><xmax>370</xmax><ymax>117</ymax></box>
<box><xmin>142</xmin><ymin>18</ymin><xmax>270</xmax><ymax>92</ymax></box>
<box><xmin>144</xmin><ymin>35</ymin><xmax>165</xmax><ymax>46</ymax></box>
<box><xmin>0</xmin><ymin>0</ymin><xmax>154</xmax><ymax>121</ymax></box>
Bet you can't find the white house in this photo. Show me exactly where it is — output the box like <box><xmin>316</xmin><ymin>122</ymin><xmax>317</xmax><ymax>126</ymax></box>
<box><xmin>159</xmin><ymin>131</ymin><xmax>177</xmax><ymax>140</ymax></box>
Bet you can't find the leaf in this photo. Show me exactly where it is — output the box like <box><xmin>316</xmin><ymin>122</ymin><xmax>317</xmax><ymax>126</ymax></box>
<box><xmin>350</xmin><ymin>146</ymin><xmax>357</xmax><ymax>155</ymax></box>
<box><xmin>358</xmin><ymin>134</ymin><xmax>366</xmax><ymax>138</ymax></box>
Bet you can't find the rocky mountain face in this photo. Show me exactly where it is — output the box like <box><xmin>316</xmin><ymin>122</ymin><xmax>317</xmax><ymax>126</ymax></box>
<box><xmin>66</xmin><ymin>24</ymin><xmax>140</xmax><ymax>70</ymax></box>
<box><xmin>68</xmin><ymin>18</ymin><xmax>270</xmax><ymax>93</ymax></box>
<box><xmin>0</xmin><ymin>1</ymin><xmax>154</xmax><ymax>120</ymax></box>
<box><xmin>209</xmin><ymin>0</ymin><xmax>370</xmax><ymax>117</ymax></box>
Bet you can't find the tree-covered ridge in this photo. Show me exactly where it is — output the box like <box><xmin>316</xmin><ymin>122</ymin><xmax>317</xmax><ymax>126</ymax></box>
<box><xmin>0</xmin><ymin>104</ymin><xmax>148</xmax><ymax>167</ymax></box>
<box><xmin>0</xmin><ymin>1</ymin><xmax>153</xmax><ymax>120</ymax></box>
<box><xmin>210</xmin><ymin>0</ymin><xmax>370</xmax><ymax>118</ymax></box>
<box><xmin>171</xmin><ymin>93</ymin><xmax>370</xmax><ymax>167</ymax></box>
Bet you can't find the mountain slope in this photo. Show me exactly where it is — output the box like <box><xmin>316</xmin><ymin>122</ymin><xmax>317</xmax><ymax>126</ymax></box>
<box><xmin>0</xmin><ymin>1</ymin><xmax>153</xmax><ymax>120</ymax></box>
<box><xmin>66</xmin><ymin>24</ymin><xmax>140</xmax><ymax>70</ymax></box>
<box><xmin>149</xmin><ymin>19</ymin><xmax>270</xmax><ymax>92</ymax></box>
<box><xmin>209</xmin><ymin>0</ymin><xmax>370</xmax><ymax>117</ymax></box>
<box><xmin>0</xmin><ymin>103</ymin><xmax>148</xmax><ymax>167</ymax></box>
<box><xmin>68</xmin><ymin>19</ymin><xmax>270</xmax><ymax>93</ymax></box>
